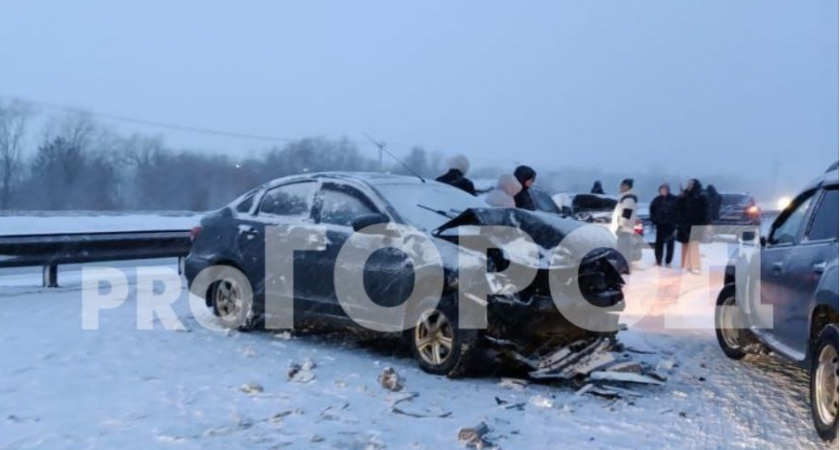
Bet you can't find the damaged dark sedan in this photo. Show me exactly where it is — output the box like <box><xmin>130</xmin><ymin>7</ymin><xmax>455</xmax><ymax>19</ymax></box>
<box><xmin>185</xmin><ymin>173</ymin><xmax>627</xmax><ymax>376</ymax></box>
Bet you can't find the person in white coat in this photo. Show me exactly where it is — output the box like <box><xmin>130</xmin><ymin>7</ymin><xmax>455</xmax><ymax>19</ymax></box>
<box><xmin>484</xmin><ymin>174</ymin><xmax>522</xmax><ymax>208</ymax></box>
<box><xmin>611</xmin><ymin>178</ymin><xmax>639</xmax><ymax>265</ymax></box>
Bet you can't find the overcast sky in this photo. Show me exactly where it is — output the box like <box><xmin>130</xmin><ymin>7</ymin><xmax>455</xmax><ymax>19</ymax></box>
<box><xmin>0</xmin><ymin>0</ymin><xmax>836</xmax><ymax>191</ymax></box>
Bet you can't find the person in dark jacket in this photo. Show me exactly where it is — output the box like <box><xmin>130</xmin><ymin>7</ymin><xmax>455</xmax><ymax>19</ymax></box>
<box><xmin>435</xmin><ymin>154</ymin><xmax>476</xmax><ymax>196</ymax></box>
<box><xmin>513</xmin><ymin>165</ymin><xmax>537</xmax><ymax>211</ymax></box>
<box><xmin>591</xmin><ymin>181</ymin><xmax>605</xmax><ymax>195</ymax></box>
<box><xmin>649</xmin><ymin>183</ymin><xmax>677</xmax><ymax>266</ymax></box>
<box><xmin>705</xmin><ymin>184</ymin><xmax>722</xmax><ymax>224</ymax></box>
<box><xmin>676</xmin><ymin>179</ymin><xmax>709</xmax><ymax>273</ymax></box>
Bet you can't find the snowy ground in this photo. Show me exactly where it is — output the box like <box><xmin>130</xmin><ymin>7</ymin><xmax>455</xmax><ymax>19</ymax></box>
<box><xmin>0</xmin><ymin>248</ymin><xmax>833</xmax><ymax>449</ymax></box>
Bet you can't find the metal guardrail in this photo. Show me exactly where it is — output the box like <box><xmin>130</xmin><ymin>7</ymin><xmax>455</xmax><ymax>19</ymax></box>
<box><xmin>0</xmin><ymin>230</ymin><xmax>192</xmax><ymax>287</ymax></box>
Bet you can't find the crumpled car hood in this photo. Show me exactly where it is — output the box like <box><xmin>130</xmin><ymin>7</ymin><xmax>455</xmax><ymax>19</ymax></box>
<box><xmin>435</xmin><ymin>208</ymin><xmax>620</xmax><ymax>270</ymax></box>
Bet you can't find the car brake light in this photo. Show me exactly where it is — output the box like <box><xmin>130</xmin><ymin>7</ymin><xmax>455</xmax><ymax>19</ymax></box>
<box><xmin>633</xmin><ymin>220</ymin><xmax>644</xmax><ymax>235</ymax></box>
<box><xmin>189</xmin><ymin>226</ymin><xmax>202</xmax><ymax>242</ymax></box>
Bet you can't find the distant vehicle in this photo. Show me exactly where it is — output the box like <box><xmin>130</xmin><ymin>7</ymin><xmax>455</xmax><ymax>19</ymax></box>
<box><xmin>715</xmin><ymin>164</ymin><xmax>838</xmax><ymax>441</ymax></box>
<box><xmin>635</xmin><ymin>203</ymin><xmax>654</xmax><ymax>245</ymax></box>
<box><xmin>186</xmin><ymin>173</ymin><xmax>626</xmax><ymax>377</ymax></box>
<box><xmin>715</xmin><ymin>193</ymin><xmax>761</xmax><ymax>227</ymax></box>
<box><xmin>552</xmin><ymin>193</ymin><xmax>617</xmax><ymax>224</ymax></box>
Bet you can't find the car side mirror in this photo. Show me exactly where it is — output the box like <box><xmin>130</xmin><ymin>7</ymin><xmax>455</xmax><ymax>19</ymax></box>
<box><xmin>352</xmin><ymin>213</ymin><xmax>390</xmax><ymax>232</ymax></box>
<box><xmin>760</xmin><ymin>236</ymin><xmax>767</xmax><ymax>247</ymax></box>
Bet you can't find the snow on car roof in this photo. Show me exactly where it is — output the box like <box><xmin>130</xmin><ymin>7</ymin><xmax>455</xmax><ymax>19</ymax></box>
<box><xmin>259</xmin><ymin>172</ymin><xmax>429</xmax><ymax>190</ymax></box>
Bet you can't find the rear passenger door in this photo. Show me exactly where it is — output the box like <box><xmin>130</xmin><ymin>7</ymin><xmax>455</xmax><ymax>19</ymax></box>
<box><xmin>776</xmin><ymin>186</ymin><xmax>839</xmax><ymax>354</ymax></box>
<box><xmin>251</xmin><ymin>181</ymin><xmax>320</xmax><ymax>305</ymax></box>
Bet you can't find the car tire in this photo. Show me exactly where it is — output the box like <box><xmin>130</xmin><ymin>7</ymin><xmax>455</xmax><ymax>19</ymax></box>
<box><xmin>407</xmin><ymin>301</ymin><xmax>479</xmax><ymax>378</ymax></box>
<box><xmin>810</xmin><ymin>324</ymin><xmax>838</xmax><ymax>442</ymax></box>
<box><xmin>714</xmin><ymin>285</ymin><xmax>747</xmax><ymax>360</ymax></box>
<box><xmin>210</xmin><ymin>276</ymin><xmax>261</xmax><ymax>332</ymax></box>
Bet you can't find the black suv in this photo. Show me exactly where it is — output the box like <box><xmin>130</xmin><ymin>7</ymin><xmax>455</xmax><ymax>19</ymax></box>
<box><xmin>715</xmin><ymin>164</ymin><xmax>838</xmax><ymax>441</ymax></box>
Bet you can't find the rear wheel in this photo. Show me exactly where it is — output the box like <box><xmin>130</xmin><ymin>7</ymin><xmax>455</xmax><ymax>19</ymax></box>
<box><xmin>811</xmin><ymin>325</ymin><xmax>838</xmax><ymax>442</ymax></box>
<box><xmin>210</xmin><ymin>275</ymin><xmax>260</xmax><ymax>331</ymax></box>
<box><xmin>715</xmin><ymin>285</ymin><xmax>746</xmax><ymax>360</ymax></box>
<box><xmin>409</xmin><ymin>303</ymin><xmax>479</xmax><ymax>377</ymax></box>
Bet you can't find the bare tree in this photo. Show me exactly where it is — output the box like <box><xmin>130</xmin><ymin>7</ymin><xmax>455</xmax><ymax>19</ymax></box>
<box><xmin>0</xmin><ymin>100</ymin><xmax>31</xmax><ymax>208</ymax></box>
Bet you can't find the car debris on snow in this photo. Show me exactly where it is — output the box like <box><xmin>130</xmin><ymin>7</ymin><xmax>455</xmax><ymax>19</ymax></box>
<box><xmin>458</xmin><ymin>421</ymin><xmax>495</xmax><ymax>449</ymax></box>
<box><xmin>273</xmin><ymin>331</ymin><xmax>292</xmax><ymax>340</ymax></box>
<box><xmin>239</xmin><ymin>382</ymin><xmax>264</xmax><ymax>394</ymax></box>
<box><xmin>589</xmin><ymin>371</ymin><xmax>664</xmax><ymax>386</ymax></box>
<box><xmin>527</xmin><ymin>337</ymin><xmax>614</xmax><ymax>380</ymax></box>
<box><xmin>498</xmin><ymin>378</ymin><xmax>528</xmax><ymax>390</ymax></box>
<box><xmin>528</xmin><ymin>395</ymin><xmax>554</xmax><ymax>408</ymax></box>
<box><xmin>288</xmin><ymin>358</ymin><xmax>317</xmax><ymax>383</ymax></box>
<box><xmin>605</xmin><ymin>361</ymin><xmax>642</xmax><ymax>374</ymax></box>
<box><xmin>649</xmin><ymin>358</ymin><xmax>677</xmax><ymax>381</ymax></box>
<box><xmin>378</xmin><ymin>367</ymin><xmax>404</xmax><ymax>392</ymax></box>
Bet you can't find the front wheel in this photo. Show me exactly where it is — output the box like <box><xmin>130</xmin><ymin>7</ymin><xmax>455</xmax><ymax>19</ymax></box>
<box><xmin>714</xmin><ymin>285</ymin><xmax>747</xmax><ymax>360</ymax></box>
<box><xmin>810</xmin><ymin>324</ymin><xmax>838</xmax><ymax>442</ymax></box>
<box><xmin>408</xmin><ymin>303</ymin><xmax>479</xmax><ymax>377</ymax></box>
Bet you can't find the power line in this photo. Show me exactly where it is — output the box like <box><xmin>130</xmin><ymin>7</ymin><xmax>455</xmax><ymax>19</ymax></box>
<box><xmin>0</xmin><ymin>94</ymin><xmax>430</xmax><ymax>158</ymax></box>
<box><xmin>0</xmin><ymin>94</ymin><xmax>297</xmax><ymax>144</ymax></box>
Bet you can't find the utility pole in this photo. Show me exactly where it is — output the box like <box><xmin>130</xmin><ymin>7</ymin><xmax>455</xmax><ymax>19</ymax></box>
<box><xmin>363</xmin><ymin>132</ymin><xmax>387</xmax><ymax>172</ymax></box>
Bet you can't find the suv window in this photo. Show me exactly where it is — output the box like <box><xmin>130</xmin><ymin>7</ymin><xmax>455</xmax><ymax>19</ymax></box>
<box><xmin>805</xmin><ymin>188</ymin><xmax>838</xmax><ymax>242</ymax></box>
<box><xmin>258</xmin><ymin>182</ymin><xmax>317</xmax><ymax>218</ymax></box>
<box><xmin>320</xmin><ymin>186</ymin><xmax>377</xmax><ymax>226</ymax></box>
<box><xmin>770</xmin><ymin>190</ymin><xmax>815</xmax><ymax>245</ymax></box>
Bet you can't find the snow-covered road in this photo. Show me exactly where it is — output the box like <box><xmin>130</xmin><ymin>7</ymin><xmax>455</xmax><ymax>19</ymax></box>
<box><xmin>0</xmin><ymin>252</ymin><xmax>832</xmax><ymax>449</ymax></box>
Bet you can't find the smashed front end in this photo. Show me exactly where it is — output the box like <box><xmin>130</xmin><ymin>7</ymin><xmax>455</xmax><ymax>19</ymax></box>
<box><xmin>435</xmin><ymin>208</ymin><xmax>627</xmax><ymax>357</ymax></box>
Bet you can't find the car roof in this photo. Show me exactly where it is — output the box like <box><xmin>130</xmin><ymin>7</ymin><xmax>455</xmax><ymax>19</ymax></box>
<box><xmin>803</xmin><ymin>163</ymin><xmax>839</xmax><ymax>191</ymax></box>
<box><xmin>261</xmin><ymin>171</ymin><xmax>430</xmax><ymax>190</ymax></box>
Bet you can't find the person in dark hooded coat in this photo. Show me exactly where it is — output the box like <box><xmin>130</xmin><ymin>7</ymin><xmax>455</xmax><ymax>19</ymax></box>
<box><xmin>591</xmin><ymin>181</ymin><xmax>605</xmax><ymax>195</ymax></box>
<box><xmin>650</xmin><ymin>183</ymin><xmax>677</xmax><ymax>266</ymax></box>
<box><xmin>705</xmin><ymin>184</ymin><xmax>722</xmax><ymax>224</ymax></box>
<box><xmin>513</xmin><ymin>165</ymin><xmax>537</xmax><ymax>211</ymax></box>
<box><xmin>676</xmin><ymin>179</ymin><xmax>709</xmax><ymax>273</ymax></box>
<box><xmin>435</xmin><ymin>154</ymin><xmax>476</xmax><ymax>196</ymax></box>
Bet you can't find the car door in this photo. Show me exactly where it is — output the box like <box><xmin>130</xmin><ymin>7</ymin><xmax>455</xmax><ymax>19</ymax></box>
<box><xmin>775</xmin><ymin>186</ymin><xmax>839</xmax><ymax>354</ymax></box>
<box><xmin>311</xmin><ymin>182</ymin><xmax>416</xmax><ymax>323</ymax></box>
<box><xmin>757</xmin><ymin>189</ymin><xmax>817</xmax><ymax>353</ymax></box>
<box><xmin>251</xmin><ymin>181</ymin><xmax>321</xmax><ymax>313</ymax></box>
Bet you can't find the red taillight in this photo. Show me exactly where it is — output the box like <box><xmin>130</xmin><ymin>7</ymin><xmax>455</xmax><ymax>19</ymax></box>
<box><xmin>189</xmin><ymin>226</ymin><xmax>202</xmax><ymax>242</ymax></box>
<box><xmin>633</xmin><ymin>220</ymin><xmax>644</xmax><ymax>235</ymax></box>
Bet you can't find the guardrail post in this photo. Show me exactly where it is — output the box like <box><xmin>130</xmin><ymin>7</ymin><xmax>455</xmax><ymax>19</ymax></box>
<box><xmin>43</xmin><ymin>264</ymin><xmax>58</xmax><ymax>288</ymax></box>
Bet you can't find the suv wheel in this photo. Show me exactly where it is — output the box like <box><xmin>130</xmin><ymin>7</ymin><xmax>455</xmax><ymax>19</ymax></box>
<box><xmin>408</xmin><ymin>303</ymin><xmax>479</xmax><ymax>377</ymax></box>
<box><xmin>811</xmin><ymin>324</ymin><xmax>838</xmax><ymax>442</ymax></box>
<box><xmin>715</xmin><ymin>285</ymin><xmax>746</xmax><ymax>360</ymax></box>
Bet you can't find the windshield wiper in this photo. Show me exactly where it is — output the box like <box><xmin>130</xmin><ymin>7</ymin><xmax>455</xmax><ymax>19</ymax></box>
<box><xmin>417</xmin><ymin>203</ymin><xmax>457</xmax><ymax>219</ymax></box>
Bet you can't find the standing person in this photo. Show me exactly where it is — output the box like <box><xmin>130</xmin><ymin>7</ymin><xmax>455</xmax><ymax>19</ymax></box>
<box><xmin>591</xmin><ymin>181</ymin><xmax>605</xmax><ymax>195</ymax></box>
<box><xmin>513</xmin><ymin>165</ymin><xmax>537</xmax><ymax>211</ymax></box>
<box><xmin>705</xmin><ymin>184</ymin><xmax>722</xmax><ymax>225</ymax></box>
<box><xmin>650</xmin><ymin>183</ymin><xmax>677</xmax><ymax>267</ymax></box>
<box><xmin>676</xmin><ymin>179</ymin><xmax>709</xmax><ymax>274</ymax></box>
<box><xmin>611</xmin><ymin>178</ymin><xmax>638</xmax><ymax>265</ymax></box>
<box><xmin>435</xmin><ymin>154</ymin><xmax>476</xmax><ymax>195</ymax></box>
<box><xmin>484</xmin><ymin>174</ymin><xmax>522</xmax><ymax>208</ymax></box>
